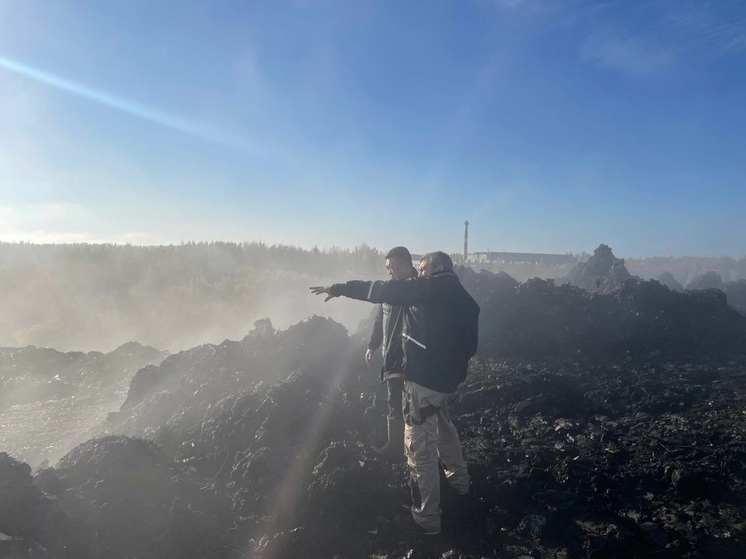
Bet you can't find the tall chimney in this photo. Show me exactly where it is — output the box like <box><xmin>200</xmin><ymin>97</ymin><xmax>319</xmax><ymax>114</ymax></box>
<box><xmin>463</xmin><ymin>220</ymin><xmax>469</xmax><ymax>262</ymax></box>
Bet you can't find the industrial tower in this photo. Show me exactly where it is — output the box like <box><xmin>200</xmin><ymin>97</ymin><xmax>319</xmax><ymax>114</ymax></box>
<box><xmin>464</xmin><ymin>220</ymin><xmax>469</xmax><ymax>262</ymax></box>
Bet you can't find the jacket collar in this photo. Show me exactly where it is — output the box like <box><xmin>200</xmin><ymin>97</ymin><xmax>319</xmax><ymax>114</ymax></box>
<box><xmin>430</xmin><ymin>270</ymin><xmax>458</xmax><ymax>278</ymax></box>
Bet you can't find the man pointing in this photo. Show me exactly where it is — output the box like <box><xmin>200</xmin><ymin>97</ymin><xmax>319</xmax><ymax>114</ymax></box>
<box><xmin>366</xmin><ymin>246</ymin><xmax>418</xmax><ymax>460</ymax></box>
<box><xmin>311</xmin><ymin>251</ymin><xmax>479</xmax><ymax>536</ymax></box>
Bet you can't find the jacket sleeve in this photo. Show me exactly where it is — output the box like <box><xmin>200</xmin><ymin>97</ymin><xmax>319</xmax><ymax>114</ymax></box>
<box><xmin>368</xmin><ymin>305</ymin><xmax>383</xmax><ymax>350</ymax></box>
<box><xmin>330</xmin><ymin>277</ymin><xmax>429</xmax><ymax>305</ymax></box>
<box><xmin>462</xmin><ymin>295</ymin><xmax>480</xmax><ymax>359</ymax></box>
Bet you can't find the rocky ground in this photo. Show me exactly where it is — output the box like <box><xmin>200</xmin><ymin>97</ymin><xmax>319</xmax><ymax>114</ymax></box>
<box><xmin>1</xmin><ymin>248</ymin><xmax>745</xmax><ymax>558</ymax></box>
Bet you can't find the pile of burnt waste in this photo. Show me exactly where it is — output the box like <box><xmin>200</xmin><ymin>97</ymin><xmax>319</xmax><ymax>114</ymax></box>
<box><xmin>1</xmin><ymin>438</ymin><xmax>232</xmax><ymax>559</ymax></box>
<box><xmin>656</xmin><ymin>272</ymin><xmax>683</xmax><ymax>292</ymax></box>
<box><xmin>2</xmin><ymin>267</ymin><xmax>746</xmax><ymax>558</ymax></box>
<box><xmin>4</xmin><ymin>354</ymin><xmax>743</xmax><ymax>558</ymax></box>
<box><xmin>0</xmin><ymin>343</ymin><xmax>167</xmax><ymax>467</ymax></box>
<box><xmin>724</xmin><ymin>280</ymin><xmax>746</xmax><ymax>315</ymax></box>
<box><xmin>558</xmin><ymin>243</ymin><xmax>746</xmax><ymax>317</ymax></box>
<box><xmin>562</xmin><ymin>244</ymin><xmax>633</xmax><ymax>295</ymax></box>
<box><xmin>105</xmin><ymin>316</ymin><xmax>356</xmax><ymax>446</ymax></box>
<box><xmin>686</xmin><ymin>272</ymin><xmax>725</xmax><ymax>291</ymax></box>
<box><xmin>457</xmin><ymin>268</ymin><xmax>746</xmax><ymax>361</ymax></box>
<box><xmin>0</xmin><ymin>342</ymin><xmax>165</xmax><ymax>409</ymax></box>
<box><xmin>684</xmin><ymin>272</ymin><xmax>746</xmax><ymax>317</ymax></box>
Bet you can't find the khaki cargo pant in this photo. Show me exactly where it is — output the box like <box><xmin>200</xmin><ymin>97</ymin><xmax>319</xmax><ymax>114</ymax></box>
<box><xmin>403</xmin><ymin>380</ymin><xmax>470</xmax><ymax>532</ymax></box>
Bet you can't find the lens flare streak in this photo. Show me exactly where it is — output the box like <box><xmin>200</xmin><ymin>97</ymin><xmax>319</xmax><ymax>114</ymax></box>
<box><xmin>0</xmin><ymin>55</ymin><xmax>268</xmax><ymax>158</ymax></box>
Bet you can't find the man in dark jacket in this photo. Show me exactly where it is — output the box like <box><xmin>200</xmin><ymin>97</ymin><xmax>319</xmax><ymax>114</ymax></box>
<box><xmin>365</xmin><ymin>246</ymin><xmax>418</xmax><ymax>460</ymax></box>
<box><xmin>311</xmin><ymin>251</ymin><xmax>479</xmax><ymax>535</ymax></box>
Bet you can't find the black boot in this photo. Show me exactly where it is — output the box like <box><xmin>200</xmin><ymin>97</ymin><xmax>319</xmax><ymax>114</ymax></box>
<box><xmin>373</xmin><ymin>418</ymin><xmax>405</xmax><ymax>461</ymax></box>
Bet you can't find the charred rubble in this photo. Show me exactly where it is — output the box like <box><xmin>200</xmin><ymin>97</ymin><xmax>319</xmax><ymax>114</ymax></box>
<box><xmin>686</xmin><ymin>272</ymin><xmax>725</xmax><ymax>292</ymax></box>
<box><xmin>0</xmin><ymin>342</ymin><xmax>165</xmax><ymax>409</ymax></box>
<box><xmin>562</xmin><ymin>244</ymin><xmax>633</xmax><ymax>295</ymax></box>
<box><xmin>0</xmin><ymin>343</ymin><xmax>167</xmax><ymax>467</ymax></box>
<box><xmin>684</xmin><ymin>272</ymin><xmax>746</xmax><ymax>317</ymax></box>
<box><xmin>656</xmin><ymin>272</ymin><xmax>683</xmax><ymax>292</ymax></box>
<box><xmin>563</xmin><ymin>244</ymin><xmax>746</xmax><ymax>318</ymax></box>
<box><xmin>1</xmin><ymin>265</ymin><xmax>746</xmax><ymax>558</ymax></box>
<box><xmin>724</xmin><ymin>280</ymin><xmax>746</xmax><ymax>316</ymax></box>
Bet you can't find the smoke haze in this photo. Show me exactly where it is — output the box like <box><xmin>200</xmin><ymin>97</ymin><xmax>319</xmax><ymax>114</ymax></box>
<box><xmin>0</xmin><ymin>242</ymin><xmax>382</xmax><ymax>352</ymax></box>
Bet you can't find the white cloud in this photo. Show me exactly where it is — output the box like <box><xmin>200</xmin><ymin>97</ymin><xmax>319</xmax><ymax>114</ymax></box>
<box><xmin>579</xmin><ymin>34</ymin><xmax>676</xmax><ymax>77</ymax></box>
<box><xmin>0</xmin><ymin>206</ymin><xmax>158</xmax><ymax>244</ymax></box>
<box><xmin>668</xmin><ymin>1</ymin><xmax>746</xmax><ymax>56</ymax></box>
<box><xmin>0</xmin><ymin>202</ymin><xmax>88</xmax><ymax>240</ymax></box>
<box><xmin>491</xmin><ymin>0</ymin><xmax>586</xmax><ymax>26</ymax></box>
<box><xmin>493</xmin><ymin>0</ymin><xmax>545</xmax><ymax>16</ymax></box>
<box><xmin>576</xmin><ymin>1</ymin><xmax>746</xmax><ymax>77</ymax></box>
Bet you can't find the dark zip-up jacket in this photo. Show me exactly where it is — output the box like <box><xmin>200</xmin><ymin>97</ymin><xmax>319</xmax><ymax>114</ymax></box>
<box><xmin>368</xmin><ymin>303</ymin><xmax>407</xmax><ymax>381</ymax></box>
<box><xmin>367</xmin><ymin>268</ymin><xmax>417</xmax><ymax>382</ymax></box>
<box><xmin>331</xmin><ymin>270</ymin><xmax>479</xmax><ymax>393</ymax></box>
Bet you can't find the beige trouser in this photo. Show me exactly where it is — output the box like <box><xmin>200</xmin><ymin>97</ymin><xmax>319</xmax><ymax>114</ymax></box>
<box><xmin>403</xmin><ymin>380</ymin><xmax>470</xmax><ymax>532</ymax></box>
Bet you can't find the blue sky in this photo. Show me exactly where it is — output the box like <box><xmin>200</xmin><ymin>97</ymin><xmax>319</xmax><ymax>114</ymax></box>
<box><xmin>1</xmin><ymin>0</ymin><xmax>745</xmax><ymax>257</ymax></box>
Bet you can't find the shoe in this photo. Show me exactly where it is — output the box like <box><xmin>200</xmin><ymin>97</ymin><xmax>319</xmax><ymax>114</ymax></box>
<box><xmin>392</xmin><ymin>513</ymin><xmax>440</xmax><ymax>536</ymax></box>
<box><xmin>372</xmin><ymin>418</ymin><xmax>405</xmax><ymax>461</ymax></box>
<box><xmin>372</xmin><ymin>440</ymin><xmax>404</xmax><ymax>461</ymax></box>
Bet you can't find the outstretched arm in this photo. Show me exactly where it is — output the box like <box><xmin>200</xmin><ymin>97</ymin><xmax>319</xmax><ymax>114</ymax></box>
<box><xmin>312</xmin><ymin>277</ymin><xmax>429</xmax><ymax>305</ymax></box>
<box><xmin>309</xmin><ymin>286</ymin><xmax>338</xmax><ymax>302</ymax></box>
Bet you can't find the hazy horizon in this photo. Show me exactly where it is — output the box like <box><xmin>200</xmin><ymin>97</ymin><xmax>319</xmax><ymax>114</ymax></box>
<box><xmin>1</xmin><ymin>241</ymin><xmax>744</xmax><ymax>354</ymax></box>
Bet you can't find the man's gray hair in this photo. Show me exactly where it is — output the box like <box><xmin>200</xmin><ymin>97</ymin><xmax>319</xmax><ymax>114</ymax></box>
<box><xmin>421</xmin><ymin>251</ymin><xmax>453</xmax><ymax>272</ymax></box>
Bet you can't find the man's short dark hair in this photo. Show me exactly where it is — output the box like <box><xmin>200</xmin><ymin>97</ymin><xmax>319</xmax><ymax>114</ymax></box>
<box><xmin>385</xmin><ymin>246</ymin><xmax>413</xmax><ymax>265</ymax></box>
<box><xmin>421</xmin><ymin>251</ymin><xmax>453</xmax><ymax>272</ymax></box>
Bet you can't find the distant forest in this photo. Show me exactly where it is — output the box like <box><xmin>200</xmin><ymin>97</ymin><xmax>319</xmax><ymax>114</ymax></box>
<box><xmin>1</xmin><ymin>242</ymin><xmax>744</xmax><ymax>352</ymax></box>
<box><xmin>0</xmin><ymin>242</ymin><xmax>383</xmax><ymax>352</ymax></box>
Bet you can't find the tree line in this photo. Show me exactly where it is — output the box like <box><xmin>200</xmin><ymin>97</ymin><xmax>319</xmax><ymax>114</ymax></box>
<box><xmin>0</xmin><ymin>242</ymin><xmax>383</xmax><ymax>352</ymax></box>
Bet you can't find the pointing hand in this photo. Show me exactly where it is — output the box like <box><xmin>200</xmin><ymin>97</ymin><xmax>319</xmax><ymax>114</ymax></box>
<box><xmin>309</xmin><ymin>286</ymin><xmax>337</xmax><ymax>302</ymax></box>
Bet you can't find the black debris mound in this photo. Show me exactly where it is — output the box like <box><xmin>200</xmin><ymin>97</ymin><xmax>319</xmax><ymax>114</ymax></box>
<box><xmin>677</xmin><ymin>273</ymin><xmax>746</xmax><ymax>317</ymax></box>
<box><xmin>452</xmin><ymin>358</ymin><xmax>746</xmax><ymax>559</ymax></box>
<box><xmin>454</xmin><ymin>266</ymin><xmax>520</xmax><ymax>302</ymax></box>
<box><xmin>657</xmin><ymin>271</ymin><xmax>683</xmax><ymax>292</ymax></box>
<box><xmin>456</xmin><ymin>263</ymin><xmax>746</xmax><ymax>360</ymax></box>
<box><xmin>0</xmin><ymin>452</ymin><xmax>83</xmax><ymax>559</ymax></box>
<box><xmin>0</xmin><ymin>342</ymin><xmax>165</xmax><ymax>408</ymax></box>
<box><xmin>725</xmin><ymin>279</ymin><xmax>746</xmax><ymax>316</ymax></box>
<box><xmin>686</xmin><ymin>271</ymin><xmax>725</xmax><ymax>291</ymax></box>
<box><xmin>107</xmin><ymin>316</ymin><xmax>352</xmax><ymax>451</ymax></box>
<box><xmin>31</xmin><ymin>436</ymin><xmax>233</xmax><ymax>559</ymax></box>
<box><xmin>0</xmin><ymin>343</ymin><xmax>167</xmax><ymax>467</ymax></box>
<box><xmin>563</xmin><ymin>243</ymin><xmax>634</xmax><ymax>295</ymax></box>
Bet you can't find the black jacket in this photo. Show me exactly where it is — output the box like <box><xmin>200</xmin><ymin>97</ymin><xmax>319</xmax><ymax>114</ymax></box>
<box><xmin>368</xmin><ymin>303</ymin><xmax>408</xmax><ymax>381</ymax></box>
<box><xmin>367</xmin><ymin>268</ymin><xmax>417</xmax><ymax>381</ymax></box>
<box><xmin>331</xmin><ymin>271</ymin><xmax>479</xmax><ymax>393</ymax></box>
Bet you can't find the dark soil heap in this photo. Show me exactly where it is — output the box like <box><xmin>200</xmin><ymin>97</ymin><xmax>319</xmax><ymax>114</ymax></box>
<box><xmin>725</xmin><ymin>279</ymin><xmax>746</xmax><ymax>315</ymax></box>
<box><xmin>2</xmin><ymin>267</ymin><xmax>746</xmax><ymax>559</ymax></box>
<box><xmin>0</xmin><ymin>343</ymin><xmax>167</xmax><ymax>467</ymax></box>
<box><xmin>656</xmin><ymin>271</ymin><xmax>683</xmax><ymax>292</ymax></box>
<box><xmin>563</xmin><ymin>244</ymin><xmax>633</xmax><ymax>295</ymax></box>
<box><xmin>686</xmin><ymin>271</ymin><xmax>725</xmax><ymax>291</ymax></box>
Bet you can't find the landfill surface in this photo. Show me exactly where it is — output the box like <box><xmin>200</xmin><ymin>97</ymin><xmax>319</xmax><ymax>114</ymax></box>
<box><xmin>0</xmin><ymin>343</ymin><xmax>166</xmax><ymax>468</ymax></box>
<box><xmin>1</xmin><ymin>245</ymin><xmax>745</xmax><ymax>558</ymax></box>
